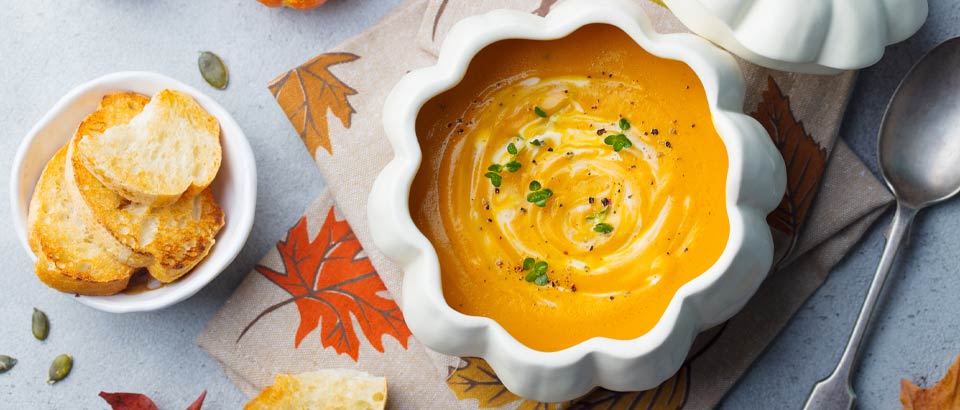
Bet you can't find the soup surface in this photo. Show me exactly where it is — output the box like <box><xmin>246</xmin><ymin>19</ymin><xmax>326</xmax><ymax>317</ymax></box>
<box><xmin>411</xmin><ymin>24</ymin><xmax>730</xmax><ymax>351</ymax></box>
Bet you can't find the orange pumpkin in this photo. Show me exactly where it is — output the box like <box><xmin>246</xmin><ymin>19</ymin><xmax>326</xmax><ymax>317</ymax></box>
<box><xmin>257</xmin><ymin>0</ymin><xmax>327</xmax><ymax>10</ymax></box>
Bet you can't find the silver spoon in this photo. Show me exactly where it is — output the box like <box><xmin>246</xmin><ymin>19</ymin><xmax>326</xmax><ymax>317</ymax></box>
<box><xmin>803</xmin><ymin>37</ymin><xmax>960</xmax><ymax>410</ymax></box>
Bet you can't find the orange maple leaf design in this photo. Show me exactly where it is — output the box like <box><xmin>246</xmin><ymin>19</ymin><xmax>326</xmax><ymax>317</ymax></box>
<box><xmin>238</xmin><ymin>207</ymin><xmax>411</xmax><ymax>361</ymax></box>
<box><xmin>269</xmin><ymin>52</ymin><xmax>359</xmax><ymax>158</ymax></box>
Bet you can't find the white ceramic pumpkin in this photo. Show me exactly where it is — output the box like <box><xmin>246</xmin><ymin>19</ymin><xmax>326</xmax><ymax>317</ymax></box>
<box><xmin>663</xmin><ymin>0</ymin><xmax>929</xmax><ymax>74</ymax></box>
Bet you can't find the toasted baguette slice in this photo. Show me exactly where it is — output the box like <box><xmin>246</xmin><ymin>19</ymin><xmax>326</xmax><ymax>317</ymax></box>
<box><xmin>68</xmin><ymin>93</ymin><xmax>225</xmax><ymax>283</ymax></box>
<box><xmin>27</xmin><ymin>148</ymin><xmax>134</xmax><ymax>295</ymax></box>
<box><xmin>244</xmin><ymin>370</ymin><xmax>387</xmax><ymax>410</ymax></box>
<box><xmin>77</xmin><ymin>89</ymin><xmax>221</xmax><ymax>206</ymax></box>
<box><xmin>65</xmin><ymin>93</ymin><xmax>154</xmax><ymax>268</ymax></box>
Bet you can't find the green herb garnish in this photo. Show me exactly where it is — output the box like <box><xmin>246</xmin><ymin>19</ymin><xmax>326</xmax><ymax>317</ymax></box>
<box><xmin>603</xmin><ymin>133</ymin><xmax>633</xmax><ymax>152</ymax></box>
<box><xmin>534</xmin><ymin>106</ymin><xmax>548</xmax><ymax>118</ymax></box>
<box><xmin>586</xmin><ymin>207</ymin><xmax>608</xmax><ymax>222</ymax></box>
<box><xmin>484</xmin><ymin>140</ymin><xmax>527</xmax><ymax>187</ymax></box>
<box><xmin>619</xmin><ymin>118</ymin><xmax>631</xmax><ymax>130</ymax></box>
<box><xmin>593</xmin><ymin>222</ymin><xmax>614</xmax><ymax>234</ymax></box>
<box><xmin>530</xmin><ymin>139</ymin><xmax>543</xmax><ymax>146</ymax></box>
<box><xmin>522</xmin><ymin>258</ymin><xmax>549</xmax><ymax>286</ymax></box>
<box><xmin>587</xmin><ymin>206</ymin><xmax>613</xmax><ymax>234</ymax></box>
<box><xmin>526</xmin><ymin>181</ymin><xmax>552</xmax><ymax>207</ymax></box>
<box><xmin>484</xmin><ymin>172</ymin><xmax>502</xmax><ymax>188</ymax></box>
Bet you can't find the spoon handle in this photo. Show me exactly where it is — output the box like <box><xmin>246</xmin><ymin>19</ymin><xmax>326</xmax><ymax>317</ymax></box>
<box><xmin>803</xmin><ymin>203</ymin><xmax>917</xmax><ymax>410</ymax></box>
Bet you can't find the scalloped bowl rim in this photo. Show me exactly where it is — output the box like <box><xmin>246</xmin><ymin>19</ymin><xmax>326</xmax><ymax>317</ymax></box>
<box><xmin>369</xmin><ymin>0</ymin><xmax>785</xmax><ymax>401</ymax></box>
<box><xmin>10</xmin><ymin>71</ymin><xmax>257</xmax><ymax>313</ymax></box>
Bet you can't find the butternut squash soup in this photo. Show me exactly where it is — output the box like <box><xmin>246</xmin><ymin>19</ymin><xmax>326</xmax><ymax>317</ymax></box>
<box><xmin>410</xmin><ymin>24</ymin><xmax>729</xmax><ymax>351</ymax></box>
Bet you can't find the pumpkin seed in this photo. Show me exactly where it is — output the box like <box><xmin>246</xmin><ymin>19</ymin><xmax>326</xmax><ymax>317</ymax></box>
<box><xmin>32</xmin><ymin>308</ymin><xmax>49</xmax><ymax>341</ymax></box>
<box><xmin>47</xmin><ymin>354</ymin><xmax>72</xmax><ymax>384</ymax></box>
<box><xmin>0</xmin><ymin>355</ymin><xmax>16</xmax><ymax>373</ymax></box>
<box><xmin>198</xmin><ymin>51</ymin><xmax>228</xmax><ymax>90</ymax></box>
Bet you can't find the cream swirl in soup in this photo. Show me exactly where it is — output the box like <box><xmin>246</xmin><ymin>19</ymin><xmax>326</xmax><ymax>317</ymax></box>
<box><xmin>411</xmin><ymin>24</ymin><xmax>729</xmax><ymax>351</ymax></box>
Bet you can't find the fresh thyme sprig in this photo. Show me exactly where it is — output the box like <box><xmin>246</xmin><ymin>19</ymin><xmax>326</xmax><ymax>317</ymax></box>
<box><xmin>604</xmin><ymin>117</ymin><xmax>633</xmax><ymax>152</ymax></box>
<box><xmin>526</xmin><ymin>180</ymin><xmax>553</xmax><ymax>207</ymax></box>
<box><xmin>587</xmin><ymin>205</ymin><xmax>613</xmax><ymax>234</ymax></box>
<box><xmin>484</xmin><ymin>141</ymin><xmax>524</xmax><ymax>187</ymax></box>
<box><xmin>522</xmin><ymin>257</ymin><xmax>549</xmax><ymax>286</ymax></box>
<box><xmin>534</xmin><ymin>106</ymin><xmax>548</xmax><ymax>118</ymax></box>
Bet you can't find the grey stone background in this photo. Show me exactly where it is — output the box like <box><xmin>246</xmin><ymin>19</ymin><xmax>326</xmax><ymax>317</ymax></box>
<box><xmin>0</xmin><ymin>1</ymin><xmax>957</xmax><ymax>408</ymax></box>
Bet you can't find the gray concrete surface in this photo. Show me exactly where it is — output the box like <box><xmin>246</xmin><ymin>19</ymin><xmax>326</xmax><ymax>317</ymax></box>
<box><xmin>0</xmin><ymin>1</ymin><xmax>957</xmax><ymax>409</ymax></box>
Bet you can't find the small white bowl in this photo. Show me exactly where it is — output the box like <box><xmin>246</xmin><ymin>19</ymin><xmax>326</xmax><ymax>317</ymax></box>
<box><xmin>10</xmin><ymin>71</ymin><xmax>257</xmax><ymax>313</ymax></box>
<box><xmin>369</xmin><ymin>0</ymin><xmax>786</xmax><ymax>402</ymax></box>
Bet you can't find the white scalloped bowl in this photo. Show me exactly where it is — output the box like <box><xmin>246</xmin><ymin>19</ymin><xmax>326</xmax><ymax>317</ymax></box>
<box><xmin>664</xmin><ymin>0</ymin><xmax>929</xmax><ymax>74</ymax></box>
<box><xmin>368</xmin><ymin>0</ymin><xmax>785</xmax><ymax>402</ymax></box>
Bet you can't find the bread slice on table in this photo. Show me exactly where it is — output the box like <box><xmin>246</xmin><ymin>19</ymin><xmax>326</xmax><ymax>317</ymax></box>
<box><xmin>76</xmin><ymin>89</ymin><xmax>221</xmax><ymax>206</ymax></box>
<box><xmin>245</xmin><ymin>369</ymin><xmax>387</xmax><ymax>410</ymax></box>
<box><xmin>67</xmin><ymin>92</ymin><xmax>225</xmax><ymax>283</ymax></box>
<box><xmin>27</xmin><ymin>148</ymin><xmax>134</xmax><ymax>296</ymax></box>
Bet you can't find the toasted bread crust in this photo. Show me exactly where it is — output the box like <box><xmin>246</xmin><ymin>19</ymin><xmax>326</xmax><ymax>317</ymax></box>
<box><xmin>34</xmin><ymin>252</ymin><xmax>131</xmax><ymax>296</ymax></box>
<box><xmin>65</xmin><ymin>93</ymin><xmax>154</xmax><ymax>267</ymax></box>
<box><xmin>27</xmin><ymin>148</ymin><xmax>135</xmax><ymax>295</ymax></box>
<box><xmin>245</xmin><ymin>370</ymin><xmax>387</xmax><ymax>410</ymax></box>
<box><xmin>77</xmin><ymin>89</ymin><xmax>222</xmax><ymax>206</ymax></box>
<box><xmin>144</xmin><ymin>189</ymin><xmax>224</xmax><ymax>282</ymax></box>
<box><xmin>70</xmin><ymin>93</ymin><xmax>225</xmax><ymax>283</ymax></box>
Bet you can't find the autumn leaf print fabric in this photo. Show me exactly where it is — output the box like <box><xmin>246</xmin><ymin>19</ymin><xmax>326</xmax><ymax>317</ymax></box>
<box><xmin>200</xmin><ymin>0</ymin><xmax>895</xmax><ymax>409</ymax></box>
<box><xmin>239</xmin><ymin>208</ymin><xmax>411</xmax><ymax>360</ymax></box>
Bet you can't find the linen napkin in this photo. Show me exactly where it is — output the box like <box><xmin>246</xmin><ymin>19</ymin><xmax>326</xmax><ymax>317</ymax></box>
<box><xmin>199</xmin><ymin>0</ymin><xmax>894</xmax><ymax>408</ymax></box>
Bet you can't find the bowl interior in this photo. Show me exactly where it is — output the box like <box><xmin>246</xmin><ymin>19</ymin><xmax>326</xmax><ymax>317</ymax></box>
<box><xmin>406</xmin><ymin>24</ymin><xmax>733</xmax><ymax>351</ymax></box>
<box><xmin>11</xmin><ymin>72</ymin><xmax>256</xmax><ymax>312</ymax></box>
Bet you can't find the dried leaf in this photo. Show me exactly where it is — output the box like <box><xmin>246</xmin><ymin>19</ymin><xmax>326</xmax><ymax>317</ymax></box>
<box><xmin>269</xmin><ymin>53</ymin><xmax>359</xmax><ymax>157</ymax></box>
<box><xmin>239</xmin><ymin>207</ymin><xmax>411</xmax><ymax>361</ymax></box>
<box><xmin>187</xmin><ymin>390</ymin><xmax>207</xmax><ymax>410</ymax></box>
<box><xmin>99</xmin><ymin>392</ymin><xmax>158</xmax><ymax>410</ymax></box>
<box><xmin>750</xmin><ymin>76</ymin><xmax>826</xmax><ymax>253</ymax></box>
<box><xmin>257</xmin><ymin>0</ymin><xmax>328</xmax><ymax>10</ymax></box>
<box><xmin>902</xmin><ymin>354</ymin><xmax>960</xmax><ymax>410</ymax></box>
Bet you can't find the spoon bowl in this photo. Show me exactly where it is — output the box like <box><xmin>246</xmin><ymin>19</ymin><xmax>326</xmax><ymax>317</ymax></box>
<box><xmin>805</xmin><ymin>36</ymin><xmax>960</xmax><ymax>410</ymax></box>
<box><xmin>880</xmin><ymin>37</ymin><xmax>960</xmax><ymax>208</ymax></box>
